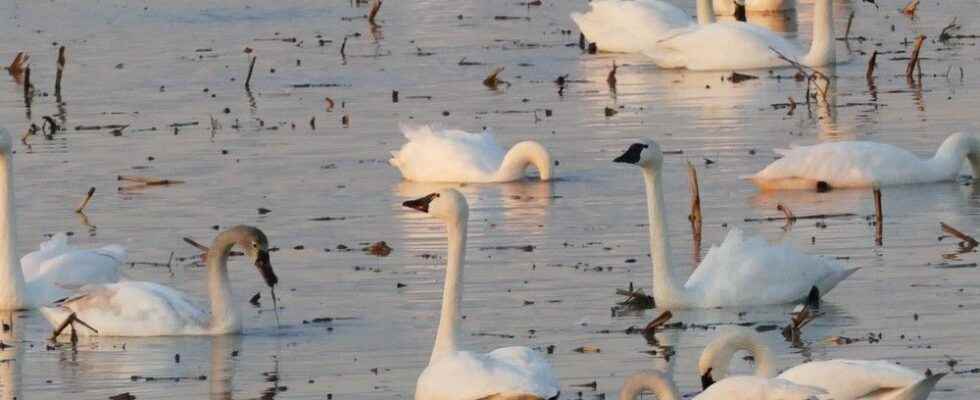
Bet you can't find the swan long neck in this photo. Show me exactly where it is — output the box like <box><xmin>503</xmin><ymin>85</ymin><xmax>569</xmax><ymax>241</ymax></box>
<box><xmin>641</xmin><ymin>166</ymin><xmax>687</xmax><ymax>308</ymax></box>
<box><xmin>803</xmin><ymin>0</ymin><xmax>835</xmax><ymax>66</ymax></box>
<box><xmin>430</xmin><ymin>213</ymin><xmax>468</xmax><ymax>364</ymax></box>
<box><xmin>0</xmin><ymin>151</ymin><xmax>26</xmax><ymax>311</ymax></box>
<box><xmin>696</xmin><ymin>0</ymin><xmax>716</xmax><ymax>24</ymax></box>
<box><xmin>497</xmin><ymin>141</ymin><xmax>552</xmax><ymax>181</ymax></box>
<box><xmin>701</xmin><ymin>330</ymin><xmax>777</xmax><ymax>380</ymax></box>
<box><xmin>930</xmin><ymin>133</ymin><xmax>980</xmax><ymax>179</ymax></box>
<box><xmin>619</xmin><ymin>372</ymin><xmax>681</xmax><ymax>400</ymax></box>
<box><xmin>207</xmin><ymin>231</ymin><xmax>244</xmax><ymax>334</ymax></box>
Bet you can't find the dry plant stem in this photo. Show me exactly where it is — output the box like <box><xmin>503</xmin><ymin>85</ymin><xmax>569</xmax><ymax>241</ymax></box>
<box><xmin>244</xmin><ymin>56</ymin><xmax>257</xmax><ymax>90</ymax></box>
<box><xmin>901</xmin><ymin>0</ymin><xmax>919</xmax><ymax>16</ymax></box>
<box><xmin>940</xmin><ymin>222</ymin><xmax>979</xmax><ymax>248</ymax></box>
<box><xmin>866</xmin><ymin>50</ymin><xmax>878</xmax><ymax>81</ymax></box>
<box><xmin>873</xmin><ymin>187</ymin><xmax>883</xmax><ymax>246</ymax></box>
<box><xmin>368</xmin><ymin>0</ymin><xmax>383</xmax><ymax>25</ymax></box>
<box><xmin>906</xmin><ymin>35</ymin><xmax>926</xmax><ymax>79</ymax></box>
<box><xmin>844</xmin><ymin>11</ymin><xmax>855</xmax><ymax>41</ymax></box>
<box><xmin>483</xmin><ymin>66</ymin><xmax>506</xmax><ymax>89</ymax></box>
<box><xmin>642</xmin><ymin>311</ymin><xmax>673</xmax><ymax>334</ymax></box>
<box><xmin>50</xmin><ymin>313</ymin><xmax>98</xmax><ymax>341</ymax></box>
<box><xmin>769</xmin><ymin>47</ymin><xmax>830</xmax><ymax>102</ymax></box>
<box><xmin>117</xmin><ymin>175</ymin><xmax>185</xmax><ymax>185</ymax></box>
<box><xmin>55</xmin><ymin>46</ymin><xmax>66</xmax><ymax>95</ymax></box>
<box><xmin>75</xmin><ymin>187</ymin><xmax>95</xmax><ymax>213</ymax></box>
<box><xmin>182</xmin><ymin>237</ymin><xmax>210</xmax><ymax>252</ymax></box>
<box><xmin>686</xmin><ymin>161</ymin><xmax>702</xmax><ymax>265</ymax></box>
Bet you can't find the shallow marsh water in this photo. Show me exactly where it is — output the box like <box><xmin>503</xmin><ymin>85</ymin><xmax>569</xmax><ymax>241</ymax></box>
<box><xmin>0</xmin><ymin>0</ymin><xmax>979</xmax><ymax>398</ymax></box>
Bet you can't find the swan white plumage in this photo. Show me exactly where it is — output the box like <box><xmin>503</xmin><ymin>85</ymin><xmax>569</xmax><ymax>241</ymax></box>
<box><xmin>570</xmin><ymin>0</ymin><xmax>715</xmax><ymax>53</ymax></box>
<box><xmin>403</xmin><ymin>189</ymin><xmax>559</xmax><ymax>400</ymax></box>
<box><xmin>713</xmin><ymin>0</ymin><xmax>795</xmax><ymax>15</ymax></box>
<box><xmin>0</xmin><ymin>128</ymin><xmax>126</xmax><ymax>311</ymax></box>
<box><xmin>643</xmin><ymin>0</ymin><xmax>834</xmax><ymax>70</ymax></box>
<box><xmin>619</xmin><ymin>370</ymin><xmax>827</xmax><ymax>400</ymax></box>
<box><xmin>389</xmin><ymin>125</ymin><xmax>553</xmax><ymax>183</ymax></box>
<box><xmin>613</xmin><ymin>139</ymin><xmax>857</xmax><ymax>309</ymax></box>
<box><xmin>40</xmin><ymin>225</ymin><xmax>278</xmax><ymax>336</ymax></box>
<box><xmin>699</xmin><ymin>327</ymin><xmax>945</xmax><ymax>400</ymax></box>
<box><xmin>751</xmin><ymin>132</ymin><xmax>980</xmax><ymax>190</ymax></box>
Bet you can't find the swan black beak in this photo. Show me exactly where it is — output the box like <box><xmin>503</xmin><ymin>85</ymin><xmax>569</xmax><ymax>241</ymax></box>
<box><xmin>613</xmin><ymin>143</ymin><xmax>647</xmax><ymax>164</ymax></box>
<box><xmin>403</xmin><ymin>193</ymin><xmax>438</xmax><ymax>213</ymax></box>
<box><xmin>734</xmin><ymin>0</ymin><xmax>747</xmax><ymax>21</ymax></box>
<box><xmin>701</xmin><ymin>368</ymin><xmax>715</xmax><ymax>389</ymax></box>
<box><xmin>254</xmin><ymin>250</ymin><xmax>278</xmax><ymax>287</ymax></box>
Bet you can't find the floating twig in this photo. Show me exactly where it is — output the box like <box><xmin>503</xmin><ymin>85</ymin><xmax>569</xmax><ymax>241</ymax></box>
<box><xmin>940</xmin><ymin>222</ymin><xmax>978</xmax><ymax>250</ymax></box>
<box><xmin>117</xmin><ymin>175</ymin><xmax>185</xmax><ymax>186</ymax></box>
<box><xmin>744</xmin><ymin>212</ymin><xmax>856</xmax><ymax>222</ymax></box>
<box><xmin>642</xmin><ymin>311</ymin><xmax>673</xmax><ymax>336</ymax></box>
<box><xmin>901</xmin><ymin>0</ymin><xmax>919</xmax><ymax>17</ymax></box>
<box><xmin>244</xmin><ymin>56</ymin><xmax>257</xmax><ymax>90</ymax></box>
<box><xmin>873</xmin><ymin>186</ymin><xmax>883</xmax><ymax>246</ymax></box>
<box><xmin>75</xmin><ymin>187</ymin><xmax>95</xmax><ymax>213</ymax></box>
<box><xmin>55</xmin><ymin>46</ymin><xmax>66</xmax><ymax>96</ymax></box>
<box><xmin>686</xmin><ymin>161</ymin><xmax>702</xmax><ymax>264</ymax></box>
<box><xmin>483</xmin><ymin>66</ymin><xmax>507</xmax><ymax>89</ymax></box>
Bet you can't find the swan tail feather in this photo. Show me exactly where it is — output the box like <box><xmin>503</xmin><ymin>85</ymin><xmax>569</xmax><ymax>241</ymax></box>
<box><xmin>881</xmin><ymin>373</ymin><xmax>944</xmax><ymax>400</ymax></box>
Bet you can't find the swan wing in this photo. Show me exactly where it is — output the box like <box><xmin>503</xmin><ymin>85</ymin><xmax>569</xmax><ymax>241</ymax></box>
<box><xmin>778</xmin><ymin>360</ymin><xmax>928</xmax><ymax>400</ymax></box>
<box><xmin>415</xmin><ymin>348</ymin><xmax>559</xmax><ymax>400</ymax></box>
<box><xmin>20</xmin><ymin>233</ymin><xmax>73</xmax><ymax>280</ymax></box>
<box><xmin>389</xmin><ymin>124</ymin><xmax>507</xmax><ymax>182</ymax></box>
<box><xmin>571</xmin><ymin>0</ymin><xmax>693</xmax><ymax>53</ymax></box>
<box><xmin>645</xmin><ymin>22</ymin><xmax>802</xmax><ymax>71</ymax></box>
<box><xmin>41</xmin><ymin>281</ymin><xmax>209</xmax><ymax>337</ymax></box>
<box><xmin>699</xmin><ymin>376</ymin><xmax>827</xmax><ymax>400</ymax></box>
<box><xmin>752</xmin><ymin>141</ymin><xmax>931</xmax><ymax>188</ymax></box>
<box><xmin>685</xmin><ymin>227</ymin><xmax>852</xmax><ymax>307</ymax></box>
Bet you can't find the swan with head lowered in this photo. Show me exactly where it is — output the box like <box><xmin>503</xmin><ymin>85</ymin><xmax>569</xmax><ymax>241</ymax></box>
<box><xmin>0</xmin><ymin>128</ymin><xmax>126</xmax><ymax>311</ymax></box>
<box><xmin>699</xmin><ymin>327</ymin><xmax>945</xmax><ymax>400</ymax></box>
<box><xmin>713</xmin><ymin>0</ymin><xmax>795</xmax><ymax>16</ymax></box>
<box><xmin>613</xmin><ymin>139</ymin><xmax>857</xmax><ymax>309</ymax></box>
<box><xmin>571</xmin><ymin>0</ymin><xmax>717</xmax><ymax>53</ymax></box>
<box><xmin>751</xmin><ymin>132</ymin><xmax>980</xmax><ymax>191</ymax></box>
<box><xmin>618</xmin><ymin>370</ymin><xmax>827</xmax><ymax>400</ymax></box>
<box><xmin>389</xmin><ymin>125</ymin><xmax>553</xmax><ymax>183</ymax></box>
<box><xmin>404</xmin><ymin>189</ymin><xmax>559</xmax><ymax>400</ymax></box>
<box><xmin>41</xmin><ymin>225</ymin><xmax>278</xmax><ymax>337</ymax></box>
<box><xmin>643</xmin><ymin>0</ymin><xmax>834</xmax><ymax>70</ymax></box>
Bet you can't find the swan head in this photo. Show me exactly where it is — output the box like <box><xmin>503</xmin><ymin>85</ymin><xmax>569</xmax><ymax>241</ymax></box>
<box><xmin>403</xmin><ymin>188</ymin><xmax>469</xmax><ymax>222</ymax></box>
<box><xmin>228</xmin><ymin>225</ymin><xmax>277</xmax><ymax>288</ymax></box>
<box><xmin>502</xmin><ymin>141</ymin><xmax>554</xmax><ymax>181</ymax></box>
<box><xmin>698</xmin><ymin>327</ymin><xmax>774</xmax><ymax>389</ymax></box>
<box><xmin>613</xmin><ymin>139</ymin><xmax>663</xmax><ymax>170</ymax></box>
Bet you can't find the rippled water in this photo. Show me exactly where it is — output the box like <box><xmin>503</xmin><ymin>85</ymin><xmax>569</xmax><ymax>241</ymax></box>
<box><xmin>1</xmin><ymin>0</ymin><xmax>978</xmax><ymax>398</ymax></box>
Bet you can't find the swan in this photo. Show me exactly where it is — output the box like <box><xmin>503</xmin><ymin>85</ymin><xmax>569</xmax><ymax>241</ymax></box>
<box><xmin>389</xmin><ymin>125</ymin><xmax>553</xmax><ymax>183</ymax></box>
<box><xmin>751</xmin><ymin>132</ymin><xmax>980</xmax><ymax>191</ymax></box>
<box><xmin>403</xmin><ymin>189</ymin><xmax>559</xmax><ymax>400</ymax></box>
<box><xmin>619</xmin><ymin>370</ymin><xmax>827</xmax><ymax>400</ymax></box>
<box><xmin>0</xmin><ymin>128</ymin><xmax>125</xmax><ymax>311</ymax></box>
<box><xmin>714</xmin><ymin>0</ymin><xmax>795</xmax><ymax>16</ymax></box>
<box><xmin>570</xmin><ymin>0</ymin><xmax>715</xmax><ymax>53</ymax></box>
<box><xmin>613</xmin><ymin>139</ymin><xmax>857</xmax><ymax>309</ymax></box>
<box><xmin>643</xmin><ymin>0</ymin><xmax>834</xmax><ymax>70</ymax></box>
<box><xmin>699</xmin><ymin>327</ymin><xmax>946</xmax><ymax>400</ymax></box>
<box><xmin>40</xmin><ymin>225</ymin><xmax>278</xmax><ymax>336</ymax></box>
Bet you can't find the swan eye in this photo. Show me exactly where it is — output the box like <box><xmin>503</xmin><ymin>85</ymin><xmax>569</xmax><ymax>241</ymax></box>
<box><xmin>434</xmin><ymin>193</ymin><xmax>440</xmax><ymax>198</ymax></box>
<box><xmin>641</xmin><ymin>144</ymin><xmax>649</xmax><ymax>149</ymax></box>
<box><xmin>251</xmin><ymin>241</ymin><xmax>258</xmax><ymax>248</ymax></box>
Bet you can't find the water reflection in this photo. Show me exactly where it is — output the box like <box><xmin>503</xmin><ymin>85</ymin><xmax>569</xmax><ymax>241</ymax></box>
<box><xmin>210</xmin><ymin>335</ymin><xmax>241</xmax><ymax>400</ymax></box>
<box><xmin>0</xmin><ymin>312</ymin><xmax>22</xmax><ymax>400</ymax></box>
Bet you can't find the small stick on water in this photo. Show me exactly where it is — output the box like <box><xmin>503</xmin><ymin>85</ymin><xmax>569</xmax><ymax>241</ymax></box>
<box><xmin>940</xmin><ymin>222</ymin><xmax>979</xmax><ymax>249</ymax></box>
<box><xmin>244</xmin><ymin>56</ymin><xmax>257</xmax><ymax>90</ymax></box>
<box><xmin>866</xmin><ymin>50</ymin><xmax>878</xmax><ymax>82</ymax></box>
<box><xmin>906</xmin><ymin>35</ymin><xmax>925</xmax><ymax>80</ymax></box>
<box><xmin>182</xmin><ymin>237</ymin><xmax>210</xmax><ymax>252</ymax></box>
<box><xmin>117</xmin><ymin>175</ymin><xmax>185</xmax><ymax>185</ymax></box>
<box><xmin>641</xmin><ymin>311</ymin><xmax>673</xmax><ymax>335</ymax></box>
<box><xmin>686</xmin><ymin>161</ymin><xmax>702</xmax><ymax>264</ymax></box>
<box><xmin>55</xmin><ymin>46</ymin><xmax>66</xmax><ymax>96</ymax></box>
<box><xmin>340</xmin><ymin>36</ymin><xmax>348</xmax><ymax>60</ymax></box>
<box><xmin>844</xmin><ymin>11</ymin><xmax>855</xmax><ymax>41</ymax></box>
<box><xmin>901</xmin><ymin>0</ymin><xmax>919</xmax><ymax>17</ymax></box>
<box><xmin>873</xmin><ymin>186</ymin><xmax>883</xmax><ymax>246</ymax></box>
<box><xmin>483</xmin><ymin>66</ymin><xmax>506</xmax><ymax>89</ymax></box>
<box><xmin>75</xmin><ymin>187</ymin><xmax>95</xmax><ymax>213</ymax></box>
<box><xmin>368</xmin><ymin>0</ymin><xmax>383</xmax><ymax>26</ymax></box>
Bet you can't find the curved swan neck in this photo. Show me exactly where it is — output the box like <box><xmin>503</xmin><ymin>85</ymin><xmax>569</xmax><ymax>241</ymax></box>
<box><xmin>701</xmin><ymin>330</ymin><xmax>776</xmax><ymax>380</ymax></box>
<box><xmin>803</xmin><ymin>0</ymin><xmax>835</xmax><ymax>66</ymax></box>
<box><xmin>430</xmin><ymin>212</ymin><xmax>468</xmax><ymax>364</ymax></box>
<box><xmin>497</xmin><ymin>141</ymin><xmax>552</xmax><ymax>181</ymax></box>
<box><xmin>930</xmin><ymin>133</ymin><xmax>980</xmax><ymax>178</ymax></box>
<box><xmin>207</xmin><ymin>230</ymin><xmax>246</xmax><ymax>334</ymax></box>
<box><xmin>619</xmin><ymin>372</ymin><xmax>681</xmax><ymax>400</ymax></box>
<box><xmin>641</xmin><ymin>166</ymin><xmax>687</xmax><ymax>308</ymax></box>
<box><xmin>0</xmin><ymin>151</ymin><xmax>26</xmax><ymax>311</ymax></box>
<box><xmin>696</xmin><ymin>0</ymin><xmax>716</xmax><ymax>24</ymax></box>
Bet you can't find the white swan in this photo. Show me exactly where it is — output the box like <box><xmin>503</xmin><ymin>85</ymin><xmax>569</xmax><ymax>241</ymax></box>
<box><xmin>389</xmin><ymin>125</ymin><xmax>553</xmax><ymax>183</ymax></box>
<box><xmin>751</xmin><ymin>132</ymin><xmax>980</xmax><ymax>191</ymax></box>
<box><xmin>40</xmin><ymin>225</ymin><xmax>278</xmax><ymax>336</ymax></box>
<box><xmin>0</xmin><ymin>128</ymin><xmax>125</xmax><ymax>311</ymax></box>
<box><xmin>619</xmin><ymin>370</ymin><xmax>827</xmax><ymax>400</ymax></box>
<box><xmin>613</xmin><ymin>140</ymin><xmax>857</xmax><ymax>309</ymax></box>
<box><xmin>404</xmin><ymin>189</ymin><xmax>559</xmax><ymax>400</ymax></box>
<box><xmin>643</xmin><ymin>0</ymin><xmax>834</xmax><ymax>70</ymax></box>
<box><xmin>570</xmin><ymin>0</ymin><xmax>715</xmax><ymax>53</ymax></box>
<box><xmin>699</xmin><ymin>327</ymin><xmax>946</xmax><ymax>400</ymax></box>
<box><xmin>714</xmin><ymin>0</ymin><xmax>795</xmax><ymax>15</ymax></box>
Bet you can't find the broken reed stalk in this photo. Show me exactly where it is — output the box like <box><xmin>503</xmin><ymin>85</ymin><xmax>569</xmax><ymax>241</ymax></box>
<box><xmin>50</xmin><ymin>312</ymin><xmax>97</xmax><ymax>341</ymax></box>
<box><xmin>686</xmin><ymin>160</ymin><xmax>702</xmax><ymax>241</ymax></box>
<box><xmin>75</xmin><ymin>187</ymin><xmax>95</xmax><ymax>213</ymax></box>
<box><xmin>55</xmin><ymin>46</ymin><xmax>66</xmax><ymax>96</ymax></box>
<box><xmin>606</xmin><ymin>61</ymin><xmax>617</xmax><ymax>92</ymax></box>
<box><xmin>901</xmin><ymin>0</ymin><xmax>919</xmax><ymax>17</ymax></box>
<box><xmin>483</xmin><ymin>66</ymin><xmax>506</xmax><ymax>89</ymax></box>
<box><xmin>7</xmin><ymin>52</ymin><xmax>28</xmax><ymax>77</ymax></box>
<box><xmin>367</xmin><ymin>0</ymin><xmax>383</xmax><ymax>25</ymax></box>
<box><xmin>642</xmin><ymin>311</ymin><xmax>673</xmax><ymax>335</ymax></box>
<box><xmin>906</xmin><ymin>35</ymin><xmax>926</xmax><ymax>80</ymax></box>
<box><xmin>940</xmin><ymin>222</ymin><xmax>979</xmax><ymax>248</ymax></box>
<box><xmin>844</xmin><ymin>11</ymin><xmax>855</xmax><ymax>41</ymax></box>
<box><xmin>23</xmin><ymin>67</ymin><xmax>31</xmax><ymax>104</ymax></box>
<box><xmin>244</xmin><ymin>56</ymin><xmax>257</xmax><ymax>90</ymax></box>
<box><xmin>866</xmin><ymin>50</ymin><xmax>878</xmax><ymax>82</ymax></box>
<box><xmin>340</xmin><ymin>36</ymin><xmax>348</xmax><ymax>60</ymax></box>
<box><xmin>117</xmin><ymin>175</ymin><xmax>185</xmax><ymax>185</ymax></box>
<box><xmin>873</xmin><ymin>186</ymin><xmax>883</xmax><ymax>245</ymax></box>
<box><xmin>182</xmin><ymin>237</ymin><xmax>210</xmax><ymax>253</ymax></box>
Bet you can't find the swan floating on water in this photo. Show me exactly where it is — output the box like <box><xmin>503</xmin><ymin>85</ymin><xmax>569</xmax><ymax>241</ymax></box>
<box><xmin>713</xmin><ymin>0</ymin><xmax>795</xmax><ymax>16</ymax></box>
<box><xmin>619</xmin><ymin>370</ymin><xmax>827</xmax><ymax>400</ymax></box>
<box><xmin>41</xmin><ymin>225</ymin><xmax>278</xmax><ymax>337</ymax></box>
<box><xmin>613</xmin><ymin>139</ymin><xmax>857</xmax><ymax>309</ymax></box>
<box><xmin>751</xmin><ymin>132</ymin><xmax>980</xmax><ymax>190</ymax></box>
<box><xmin>389</xmin><ymin>125</ymin><xmax>553</xmax><ymax>183</ymax></box>
<box><xmin>571</xmin><ymin>0</ymin><xmax>715</xmax><ymax>53</ymax></box>
<box><xmin>699</xmin><ymin>327</ymin><xmax>945</xmax><ymax>400</ymax></box>
<box><xmin>0</xmin><ymin>128</ymin><xmax>125</xmax><ymax>311</ymax></box>
<box><xmin>643</xmin><ymin>0</ymin><xmax>834</xmax><ymax>70</ymax></box>
<box><xmin>404</xmin><ymin>189</ymin><xmax>560</xmax><ymax>400</ymax></box>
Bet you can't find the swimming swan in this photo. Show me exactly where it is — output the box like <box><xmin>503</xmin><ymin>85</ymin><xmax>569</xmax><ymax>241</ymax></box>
<box><xmin>714</xmin><ymin>0</ymin><xmax>795</xmax><ymax>16</ymax></box>
<box><xmin>619</xmin><ymin>370</ymin><xmax>827</xmax><ymax>400</ymax></box>
<box><xmin>404</xmin><ymin>189</ymin><xmax>560</xmax><ymax>400</ymax></box>
<box><xmin>389</xmin><ymin>125</ymin><xmax>553</xmax><ymax>183</ymax></box>
<box><xmin>751</xmin><ymin>132</ymin><xmax>980</xmax><ymax>190</ymax></box>
<box><xmin>699</xmin><ymin>327</ymin><xmax>945</xmax><ymax>400</ymax></box>
<box><xmin>613</xmin><ymin>139</ymin><xmax>857</xmax><ymax>309</ymax></box>
<box><xmin>643</xmin><ymin>0</ymin><xmax>834</xmax><ymax>70</ymax></box>
<box><xmin>0</xmin><ymin>128</ymin><xmax>125</xmax><ymax>311</ymax></box>
<box><xmin>40</xmin><ymin>225</ymin><xmax>278</xmax><ymax>336</ymax></box>
<box><xmin>571</xmin><ymin>0</ymin><xmax>716</xmax><ymax>53</ymax></box>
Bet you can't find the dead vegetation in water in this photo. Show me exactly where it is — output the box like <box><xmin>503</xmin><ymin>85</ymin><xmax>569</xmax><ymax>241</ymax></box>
<box><xmin>900</xmin><ymin>0</ymin><xmax>919</xmax><ymax>17</ymax></box>
<box><xmin>615</xmin><ymin>282</ymin><xmax>655</xmax><ymax>310</ymax></box>
<box><xmin>483</xmin><ymin>66</ymin><xmax>509</xmax><ymax>89</ymax></box>
<box><xmin>940</xmin><ymin>222</ymin><xmax>978</xmax><ymax>251</ymax></box>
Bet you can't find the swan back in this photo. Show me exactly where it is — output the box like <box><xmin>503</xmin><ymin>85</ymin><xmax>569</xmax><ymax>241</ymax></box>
<box><xmin>416</xmin><ymin>348</ymin><xmax>559</xmax><ymax>400</ymax></box>
<box><xmin>778</xmin><ymin>360</ymin><xmax>932</xmax><ymax>400</ymax></box>
<box><xmin>571</xmin><ymin>0</ymin><xmax>694</xmax><ymax>53</ymax></box>
<box><xmin>646</xmin><ymin>22</ymin><xmax>801</xmax><ymax>70</ymax></box>
<box><xmin>391</xmin><ymin>125</ymin><xmax>520</xmax><ymax>182</ymax></box>
<box><xmin>702</xmin><ymin>375</ymin><xmax>828</xmax><ymax>400</ymax></box>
